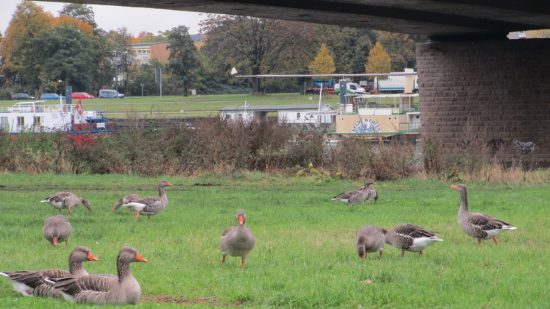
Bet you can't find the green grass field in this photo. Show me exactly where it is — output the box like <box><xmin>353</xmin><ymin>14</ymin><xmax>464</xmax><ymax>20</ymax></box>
<box><xmin>0</xmin><ymin>93</ymin><xmax>420</xmax><ymax>119</ymax></box>
<box><xmin>0</xmin><ymin>94</ymin><xmax>339</xmax><ymax>118</ymax></box>
<box><xmin>0</xmin><ymin>173</ymin><xmax>548</xmax><ymax>308</ymax></box>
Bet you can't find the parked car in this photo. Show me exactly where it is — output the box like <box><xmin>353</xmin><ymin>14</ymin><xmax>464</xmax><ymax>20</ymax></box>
<box><xmin>72</xmin><ymin>92</ymin><xmax>95</xmax><ymax>99</ymax></box>
<box><xmin>40</xmin><ymin>93</ymin><xmax>65</xmax><ymax>100</ymax></box>
<box><xmin>10</xmin><ymin>93</ymin><xmax>35</xmax><ymax>100</ymax></box>
<box><xmin>98</xmin><ymin>89</ymin><xmax>124</xmax><ymax>99</ymax></box>
<box><xmin>334</xmin><ymin>82</ymin><xmax>366</xmax><ymax>95</ymax></box>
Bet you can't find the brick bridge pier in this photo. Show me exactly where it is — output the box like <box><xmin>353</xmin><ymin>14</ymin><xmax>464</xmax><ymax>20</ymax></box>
<box><xmin>417</xmin><ymin>39</ymin><xmax>550</xmax><ymax>165</ymax></box>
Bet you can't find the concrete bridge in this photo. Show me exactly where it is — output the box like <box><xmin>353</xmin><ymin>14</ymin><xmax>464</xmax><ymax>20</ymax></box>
<box><xmin>44</xmin><ymin>0</ymin><xmax>550</xmax><ymax>164</ymax></box>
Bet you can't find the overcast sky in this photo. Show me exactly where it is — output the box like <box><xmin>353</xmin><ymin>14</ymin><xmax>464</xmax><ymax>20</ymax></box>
<box><xmin>0</xmin><ymin>0</ymin><xmax>207</xmax><ymax>36</ymax></box>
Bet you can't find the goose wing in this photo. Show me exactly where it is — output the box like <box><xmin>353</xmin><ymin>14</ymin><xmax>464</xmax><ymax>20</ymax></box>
<box><xmin>468</xmin><ymin>212</ymin><xmax>512</xmax><ymax>231</ymax></box>
<box><xmin>395</xmin><ymin>224</ymin><xmax>435</xmax><ymax>238</ymax></box>
<box><xmin>2</xmin><ymin>269</ymin><xmax>70</xmax><ymax>288</ymax></box>
<box><xmin>51</xmin><ymin>274</ymin><xmax>116</xmax><ymax>295</ymax></box>
<box><xmin>124</xmin><ymin>197</ymin><xmax>161</xmax><ymax>212</ymax></box>
<box><xmin>332</xmin><ymin>189</ymin><xmax>355</xmax><ymax>200</ymax></box>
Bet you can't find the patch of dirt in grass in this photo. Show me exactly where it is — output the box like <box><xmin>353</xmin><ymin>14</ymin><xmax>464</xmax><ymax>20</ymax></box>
<box><xmin>141</xmin><ymin>295</ymin><xmax>242</xmax><ymax>306</ymax></box>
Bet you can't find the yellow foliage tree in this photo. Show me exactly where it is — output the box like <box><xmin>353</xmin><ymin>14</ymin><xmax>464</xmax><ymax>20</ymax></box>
<box><xmin>54</xmin><ymin>16</ymin><xmax>94</xmax><ymax>35</ymax></box>
<box><xmin>365</xmin><ymin>42</ymin><xmax>391</xmax><ymax>74</ymax></box>
<box><xmin>309</xmin><ymin>43</ymin><xmax>336</xmax><ymax>75</ymax></box>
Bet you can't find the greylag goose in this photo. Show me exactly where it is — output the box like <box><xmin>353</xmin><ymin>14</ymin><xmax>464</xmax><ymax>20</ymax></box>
<box><xmin>356</xmin><ymin>225</ymin><xmax>386</xmax><ymax>259</ymax></box>
<box><xmin>384</xmin><ymin>224</ymin><xmax>443</xmax><ymax>257</ymax></box>
<box><xmin>41</xmin><ymin>192</ymin><xmax>92</xmax><ymax>215</ymax></box>
<box><xmin>47</xmin><ymin>246</ymin><xmax>147</xmax><ymax>305</ymax></box>
<box><xmin>122</xmin><ymin>181</ymin><xmax>173</xmax><ymax>222</ymax></box>
<box><xmin>332</xmin><ymin>179</ymin><xmax>378</xmax><ymax>205</ymax></box>
<box><xmin>43</xmin><ymin>215</ymin><xmax>72</xmax><ymax>247</ymax></box>
<box><xmin>220</xmin><ymin>209</ymin><xmax>256</xmax><ymax>271</ymax></box>
<box><xmin>0</xmin><ymin>246</ymin><xmax>98</xmax><ymax>297</ymax></box>
<box><xmin>112</xmin><ymin>194</ymin><xmax>141</xmax><ymax>212</ymax></box>
<box><xmin>451</xmin><ymin>184</ymin><xmax>517</xmax><ymax>245</ymax></box>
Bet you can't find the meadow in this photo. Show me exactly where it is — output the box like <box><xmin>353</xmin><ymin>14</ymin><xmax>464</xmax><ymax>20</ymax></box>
<box><xmin>0</xmin><ymin>93</ymin><xmax>420</xmax><ymax>118</ymax></box>
<box><xmin>0</xmin><ymin>173</ymin><xmax>548</xmax><ymax>308</ymax></box>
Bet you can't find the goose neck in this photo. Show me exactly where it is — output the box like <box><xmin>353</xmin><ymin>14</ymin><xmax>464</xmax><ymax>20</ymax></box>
<box><xmin>117</xmin><ymin>260</ymin><xmax>132</xmax><ymax>283</ymax></box>
<box><xmin>458</xmin><ymin>190</ymin><xmax>468</xmax><ymax>212</ymax></box>
<box><xmin>69</xmin><ymin>260</ymin><xmax>84</xmax><ymax>275</ymax></box>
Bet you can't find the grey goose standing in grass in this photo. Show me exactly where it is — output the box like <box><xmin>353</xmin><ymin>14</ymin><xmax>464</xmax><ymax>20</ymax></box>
<box><xmin>220</xmin><ymin>209</ymin><xmax>256</xmax><ymax>271</ymax></box>
<box><xmin>384</xmin><ymin>224</ymin><xmax>443</xmax><ymax>257</ymax></box>
<box><xmin>355</xmin><ymin>225</ymin><xmax>386</xmax><ymax>259</ymax></box>
<box><xmin>0</xmin><ymin>246</ymin><xmax>98</xmax><ymax>298</ymax></box>
<box><xmin>112</xmin><ymin>194</ymin><xmax>141</xmax><ymax>212</ymax></box>
<box><xmin>43</xmin><ymin>215</ymin><xmax>72</xmax><ymax>247</ymax></box>
<box><xmin>121</xmin><ymin>181</ymin><xmax>173</xmax><ymax>222</ymax></box>
<box><xmin>451</xmin><ymin>184</ymin><xmax>517</xmax><ymax>245</ymax></box>
<box><xmin>332</xmin><ymin>179</ymin><xmax>378</xmax><ymax>205</ymax></box>
<box><xmin>41</xmin><ymin>192</ymin><xmax>92</xmax><ymax>215</ymax></box>
<box><xmin>47</xmin><ymin>246</ymin><xmax>147</xmax><ymax>305</ymax></box>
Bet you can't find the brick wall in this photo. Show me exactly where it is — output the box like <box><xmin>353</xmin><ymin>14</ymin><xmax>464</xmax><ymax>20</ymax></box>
<box><xmin>416</xmin><ymin>39</ymin><xmax>550</xmax><ymax>164</ymax></box>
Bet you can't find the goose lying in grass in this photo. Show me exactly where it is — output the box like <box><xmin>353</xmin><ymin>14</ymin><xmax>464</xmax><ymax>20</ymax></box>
<box><xmin>47</xmin><ymin>246</ymin><xmax>147</xmax><ymax>305</ymax></box>
<box><xmin>355</xmin><ymin>225</ymin><xmax>386</xmax><ymax>259</ymax></box>
<box><xmin>451</xmin><ymin>184</ymin><xmax>517</xmax><ymax>245</ymax></box>
<box><xmin>0</xmin><ymin>246</ymin><xmax>98</xmax><ymax>298</ymax></box>
<box><xmin>41</xmin><ymin>192</ymin><xmax>92</xmax><ymax>215</ymax></box>
<box><xmin>43</xmin><ymin>215</ymin><xmax>72</xmax><ymax>247</ymax></box>
<box><xmin>220</xmin><ymin>209</ymin><xmax>256</xmax><ymax>271</ymax></box>
<box><xmin>384</xmin><ymin>224</ymin><xmax>443</xmax><ymax>257</ymax></box>
<box><xmin>122</xmin><ymin>181</ymin><xmax>173</xmax><ymax>222</ymax></box>
<box><xmin>332</xmin><ymin>179</ymin><xmax>378</xmax><ymax>205</ymax></box>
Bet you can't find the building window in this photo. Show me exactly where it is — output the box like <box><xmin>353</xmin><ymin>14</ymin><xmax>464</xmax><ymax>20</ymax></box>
<box><xmin>296</xmin><ymin>112</ymin><xmax>301</xmax><ymax>120</ymax></box>
<box><xmin>34</xmin><ymin>116</ymin><xmax>42</xmax><ymax>126</ymax></box>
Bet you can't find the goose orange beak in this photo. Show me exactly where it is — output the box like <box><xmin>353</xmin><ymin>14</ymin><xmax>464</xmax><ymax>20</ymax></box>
<box><xmin>165</xmin><ymin>182</ymin><xmax>173</xmax><ymax>187</ymax></box>
<box><xmin>450</xmin><ymin>184</ymin><xmax>459</xmax><ymax>190</ymax></box>
<box><xmin>238</xmin><ymin>215</ymin><xmax>245</xmax><ymax>225</ymax></box>
<box><xmin>135</xmin><ymin>252</ymin><xmax>148</xmax><ymax>263</ymax></box>
<box><xmin>87</xmin><ymin>252</ymin><xmax>99</xmax><ymax>261</ymax></box>
<box><xmin>51</xmin><ymin>236</ymin><xmax>59</xmax><ymax>246</ymax></box>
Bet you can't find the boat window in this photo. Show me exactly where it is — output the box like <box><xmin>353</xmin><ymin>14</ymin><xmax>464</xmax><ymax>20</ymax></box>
<box><xmin>297</xmin><ymin>112</ymin><xmax>301</xmax><ymax>120</ymax></box>
<box><xmin>17</xmin><ymin>116</ymin><xmax>24</xmax><ymax>128</ymax></box>
<box><xmin>0</xmin><ymin>117</ymin><xmax>8</xmax><ymax>131</ymax></box>
<box><xmin>34</xmin><ymin>116</ymin><xmax>43</xmax><ymax>126</ymax></box>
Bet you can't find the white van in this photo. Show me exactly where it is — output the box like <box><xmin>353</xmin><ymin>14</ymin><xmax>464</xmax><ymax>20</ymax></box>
<box><xmin>334</xmin><ymin>82</ymin><xmax>366</xmax><ymax>95</ymax></box>
<box><xmin>99</xmin><ymin>89</ymin><xmax>124</xmax><ymax>99</ymax></box>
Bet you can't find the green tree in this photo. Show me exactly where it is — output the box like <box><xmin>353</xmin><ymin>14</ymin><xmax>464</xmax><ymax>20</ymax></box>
<box><xmin>315</xmin><ymin>26</ymin><xmax>376</xmax><ymax>73</ymax></box>
<box><xmin>105</xmin><ymin>28</ymin><xmax>134</xmax><ymax>92</ymax></box>
<box><xmin>309</xmin><ymin>43</ymin><xmax>336</xmax><ymax>75</ymax></box>
<box><xmin>166</xmin><ymin>26</ymin><xmax>201</xmax><ymax>96</ymax></box>
<box><xmin>365</xmin><ymin>42</ymin><xmax>391</xmax><ymax>74</ymax></box>
<box><xmin>378</xmin><ymin>32</ymin><xmax>423</xmax><ymax>71</ymax></box>
<box><xmin>31</xmin><ymin>24</ymin><xmax>100</xmax><ymax>92</ymax></box>
<box><xmin>58</xmin><ymin>3</ymin><xmax>97</xmax><ymax>29</ymax></box>
<box><xmin>201</xmin><ymin>16</ymin><xmax>316</xmax><ymax>93</ymax></box>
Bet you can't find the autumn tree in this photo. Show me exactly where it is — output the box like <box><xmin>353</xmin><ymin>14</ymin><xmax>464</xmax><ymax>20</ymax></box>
<box><xmin>167</xmin><ymin>26</ymin><xmax>201</xmax><ymax>96</ymax></box>
<box><xmin>309</xmin><ymin>43</ymin><xmax>336</xmax><ymax>75</ymax></box>
<box><xmin>365</xmin><ymin>42</ymin><xmax>391</xmax><ymax>74</ymax></box>
<box><xmin>0</xmin><ymin>1</ymin><xmax>54</xmax><ymax>92</ymax></box>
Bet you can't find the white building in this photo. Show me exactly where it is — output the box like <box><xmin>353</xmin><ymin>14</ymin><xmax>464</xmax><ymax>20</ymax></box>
<box><xmin>220</xmin><ymin>104</ymin><xmax>336</xmax><ymax>124</ymax></box>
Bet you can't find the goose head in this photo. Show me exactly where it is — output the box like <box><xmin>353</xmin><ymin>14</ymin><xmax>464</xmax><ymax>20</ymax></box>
<box><xmin>80</xmin><ymin>198</ymin><xmax>92</xmax><ymax>212</ymax></box>
<box><xmin>364</xmin><ymin>179</ymin><xmax>376</xmax><ymax>188</ymax></box>
<box><xmin>70</xmin><ymin>246</ymin><xmax>99</xmax><ymax>262</ymax></box>
<box><xmin>118</xmin><ymin>247</ymin><xmax>148</xmax><ymax>264</ymax></box>
<box><xmin>159</xmin><ymin>181</ymin><xmax>173</xmax><ymax>189</ymax></box>
<box><xmin>236</xmin><ymin>209</ymin><xmax>247</xmax><ymax>226</ymax></box>
<box><xmin>450</xmin><ymin>184</ymin><xmax>466</xmax><ymax>192</ymax></box>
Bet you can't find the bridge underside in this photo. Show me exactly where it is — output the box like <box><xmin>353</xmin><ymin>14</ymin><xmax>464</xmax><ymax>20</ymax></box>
<box><xmin>43</xmin><ymin>0</ymin><xmax>550</xmax><ymax>38</ymax></box>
